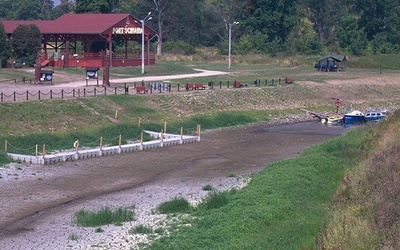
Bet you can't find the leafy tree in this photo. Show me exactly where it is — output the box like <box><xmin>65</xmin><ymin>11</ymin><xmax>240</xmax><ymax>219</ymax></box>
<box><xmin>354</xmin><ymin>0</ymin><xmax>400</xmax><ymax>40</ymax></box>
<box><xmin>12</xmin><ymin>24</ymin><xmax>42</xmax><ymax>66</ymax></box>
<box><xmin>0</xmin><ymin>23</ymin><xmax>12</xmax><ymax>67</ymax></box>
<box><xmin>12</xmin><ymin>0</ymin><xmax>42</xmax><ymax>20</ymax></box>
<box><xmin>286</xmin><ymin>18</ymin><xmax>322</xmax><ymax>55</ymax></box>
<box><xmin>51</xmin><ymin>0</ymin><xmax>74</xmax><ymax>19</ymax></box>
<box><xmin>334</xmin><ymin>15</ymin><xmax>367</xmax><ymax>55</ymax></box>
<box><xmin>41</xmin><ymin>0</ymin><xmax>54</xmax><ymax>19</ymax></box>
<box><xmin>75</xmin><ymin>0</ymin><xmax>120</xmax><ymax>13</ymax></box>
<box><xmin>371</xmin><ymin>32</ymin><xmax>399</xmax><ymax>54</ymax></box>
<box><xmin>298</xmin><ymin>0</ymin><xmax>351</xmax><ymax>43</ymax></box>
<box><xmin>241</xmin><ymin>0</ymin><xmax>298</xmax><ymax>54</ymax></box>
<box><xmin>0</xmin><ymin>0</ymin><xmax>14</xmax><ymax>19</ymax></box>
<box><xmin>0</xmin><ymin>0</ymin><xmax>48</xmax><ymax>20</ymax></box>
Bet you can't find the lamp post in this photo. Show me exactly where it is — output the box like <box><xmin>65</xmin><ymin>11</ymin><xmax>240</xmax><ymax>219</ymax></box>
<box><xmin>141</xmin><ymin>12</ymin><xmax>152</xmax><ymax>74</ymax></box>
<box><xmin>227</xmin><ymin>21</ymin><xmax>239</xmax><ymax>69</ymax></box>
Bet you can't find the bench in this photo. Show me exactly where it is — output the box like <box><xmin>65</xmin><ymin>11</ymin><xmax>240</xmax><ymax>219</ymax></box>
<box><xmin>194</xmin><ymin>83</ymin><xmax>206</xmax><ymax>90</ymax></box>
<box><xmin>186</xmin><ymin>83</ymin><xmax>206</xmax><ymax>90</ymax></box>
<box><xmin>233</xmin><ymin>81</ymin><xmax>243</xmax><ymax>88</ymax></box>
<box><xmin>136</xmin><ymin>86</ymin><xmax>148</xmax><ymax>94</ymax></box>
<box><xmin>284</xmin><ymin>77</ymin><xmax>294</xmax><ymax>84</ymax></box>
<box><xmin>185</xmin><ymin>83</ymin><xmax>195</xmax><ymax>90</ymax></box>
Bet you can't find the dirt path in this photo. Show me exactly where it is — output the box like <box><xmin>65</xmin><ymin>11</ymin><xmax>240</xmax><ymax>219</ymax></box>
<box><xmin>0</xmin><ymin>121</ymin><xmax>345</xmax><ymax>249</ymax></box>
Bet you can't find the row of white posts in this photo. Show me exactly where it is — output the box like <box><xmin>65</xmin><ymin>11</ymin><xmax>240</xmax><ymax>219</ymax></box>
<box><xmin>4</xmin><ymin>124</ymin><xmax>201</xmax><ymax>164</ymax></box>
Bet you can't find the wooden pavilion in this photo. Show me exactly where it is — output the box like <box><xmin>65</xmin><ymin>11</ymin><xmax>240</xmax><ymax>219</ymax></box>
<box><xmin>1</xmin><ymin>14</ymin><xmax>156</xmax><ymax>84</ymax></box>
<box><xmin>2</xmin><ymin>14</ymin><xmax>156</xmax><ymax>68</ymax></box>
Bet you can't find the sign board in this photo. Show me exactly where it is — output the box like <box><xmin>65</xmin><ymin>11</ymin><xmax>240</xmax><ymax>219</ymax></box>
<box><xmin>112</xmin><ymin>27</ymin><xmax>142</xmax><ymax>34</ymax></box>
<box><xmin>40</xmin><ymin>70</ymin><xmax>54</xmax><ymax>83</ymax></box>
<box><xmin>86</xmin><ymin>68</ymin><xmax>99</xmax><ymax>79</ymax></box>
<box><xmin>85</xmin><ymin>67</ymin><xmax>100</xmax><ymax>86</ymax></box>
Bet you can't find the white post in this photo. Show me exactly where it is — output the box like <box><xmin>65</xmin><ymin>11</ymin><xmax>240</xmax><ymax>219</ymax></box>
<box><xmin>141</xmin><ymin>12</ymin><xmax>151</xmax><ymax>74</ymax></box>
<box><xmin>228</xmin><ymin>23</ymin><xmax>232</xmax><ymax>70</ymax></box>
<box><xmin>227</xmin><ymin>21</ymin><xmax>238</xmax><ymax>69</ymax></box>
<box><xmin>141</xmin><ymin>19</ymin><xmax>145</xmax><ymax>74</ymax></box>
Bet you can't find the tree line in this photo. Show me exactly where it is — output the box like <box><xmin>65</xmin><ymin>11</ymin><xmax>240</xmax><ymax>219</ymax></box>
<box><xmin>0</xmin><ymin>0</ymin><xmax>399</xmax><ymax>66</ymax></box>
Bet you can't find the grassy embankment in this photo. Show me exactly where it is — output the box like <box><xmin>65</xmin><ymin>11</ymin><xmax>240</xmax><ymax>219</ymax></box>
<box><xmin>143</xmin><ymin>111</ymin><xmax>399</xmax><ymax>249</ymax></box>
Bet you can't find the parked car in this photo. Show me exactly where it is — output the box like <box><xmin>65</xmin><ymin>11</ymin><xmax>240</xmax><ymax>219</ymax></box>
<box><xmin>13</xmin><ymin>61</ymin><xmax>25</xmax><ymax>68</ymax></box>
<box><xmin>314</xmin><ymin>61</ymin><xmax>338</xmax><ymax>72</ymax></box>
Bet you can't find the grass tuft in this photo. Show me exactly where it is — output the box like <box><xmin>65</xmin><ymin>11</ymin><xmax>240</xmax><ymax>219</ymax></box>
<box><xmin>129</xmin><ymin>224</ymin><xmax>153</xmax><ymax>234</ymax></box>
<box><xmin>202</xmin><ymin>184</ymin><xmax>213</xmax><ymax>191</ymax></box>
<box><xmin>156</xmin><ymin>197</ymin><xmax>191</xmax><ymax>214</ymax></box>
<box><xmin>199</xmin><ymin>190</ymin><xmax>230</xmax><ymax>210</ymax></box>
<box><xmin>74</xmin><ymin>206</ymin><xmax>135</xmax><ymax>227</ymax></box>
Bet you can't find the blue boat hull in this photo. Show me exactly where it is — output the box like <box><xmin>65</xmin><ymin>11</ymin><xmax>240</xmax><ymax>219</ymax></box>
<box><xmin>364</xmin><ymin>116</ymin><xmax>386</xmax><ymax>122</ymax></box>
<box><xmin>344</xmin><ymin>115</ymin><xmax>365</xmax><ymax>126</ymax></box>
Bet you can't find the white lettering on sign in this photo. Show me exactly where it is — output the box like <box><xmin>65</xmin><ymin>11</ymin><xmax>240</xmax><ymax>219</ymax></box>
<box><xmin>112</xmin><ymin>27</ymin><xmax>142</xmax><ymax>34</ymax></box>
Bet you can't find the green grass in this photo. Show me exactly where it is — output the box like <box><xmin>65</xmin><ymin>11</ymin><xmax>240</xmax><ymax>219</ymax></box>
<box><xmin>202</xmin><ymin>184</ymin><xmax>213</xmax><ymax>191</ymax></box>
<box><xmin>74</xmin><ymin>206</ymin><xmax>135</xmax><ymax>227</ymax></box>
<box><xmin>129</xmin><ymin>224</ymin><xmax>154</xmax><ymax>234</ymax></box>
<box><xmin>156</xmin><ymin>197</ymin><xmax>192</xmax><ymax>214</ymax></box>
<box><xmin>148</xmin><ymin>124</ymin><xmax>368</xmax><ymax>249</ymax></box>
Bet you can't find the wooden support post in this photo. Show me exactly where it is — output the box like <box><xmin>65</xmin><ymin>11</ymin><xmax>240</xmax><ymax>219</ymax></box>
<box><xmin>164</xmin><ymin>121</ymin><xmax>167</xmax><ymax>133</ymax></box>
<box><xmin>74</xmin><ymin>140</ymin><xmax>79</xmax><ymax>154</ymax></box>
<box><xmin>42</xmin><ymin>144</ymin><xmax>46</xmax><ymax>158</ymax></box>
<box><xmin>4</xmin><ymin>140</ymin><xmax>7</xmax><ymax>153</ymax></box>
<box><xmin>115</xmin><ymin>110</ymin><xmax>118</xmax><ymax>119</ymax></box>
<box><xmin>99</xmin><ymin>136</ymin><xmax>103</xmax><ymax>156</ymax></box>
<box><xmin>140</xmin><ymin>132</ymin><xmax>143</xmax><ymax>150</ymax></box>
<box><xmin>197</xmin><ymin>124</ymin><xmax>201</xmax><ymax>141</ymax></box>
<box><xmin>160</xmin><ymin>129</ymin><xmax>164</xmax><ymax>147</ymax></box>
<box><xmin>180</xmin><ymin>127</ymin><xmax>183</xmax><ymax>144</ymax></box>
<box><xmin>118</xmin><ymin>134</ymin><xmax>122</xmax><ymax>154</ymax></box>
<box><xmin>35</xmin><ymin>144</ymin><xmax>38</xmax><ymax>157</ymax></box>
<box><xmin>138</xmin><ymin>117</ymin><xmax>141</xmax><ymax>127</ymax></box>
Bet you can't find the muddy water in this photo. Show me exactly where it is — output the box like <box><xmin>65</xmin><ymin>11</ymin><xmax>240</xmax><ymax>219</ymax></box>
<box><xmin>262</xmin><ymin>121</ymin><xmax>348</xmax><ymax>136</ymax></box>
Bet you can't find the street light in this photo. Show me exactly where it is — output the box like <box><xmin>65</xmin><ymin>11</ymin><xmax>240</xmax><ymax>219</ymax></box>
<box><xmin>141</xmin><ymin>12</ymin><xmax>152</xmax><ymax>74</ymax></box>
<box><xmin>227</xmin><ymin>21</ymin><xmax>239</xmax><ymax>69</ymax></box>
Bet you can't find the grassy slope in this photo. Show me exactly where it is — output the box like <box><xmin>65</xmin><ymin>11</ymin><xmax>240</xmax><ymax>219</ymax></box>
<box><xmin>149</xmin><ymin>122</ymin><xmax>370</xmax><ymax>249</ymax></box>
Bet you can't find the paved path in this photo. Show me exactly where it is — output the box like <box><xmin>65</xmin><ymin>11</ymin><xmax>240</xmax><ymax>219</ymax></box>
<box><xmin>68</xmin><ymin>68</ymin><xmax>229</xmax><ymax>87</ymax></box>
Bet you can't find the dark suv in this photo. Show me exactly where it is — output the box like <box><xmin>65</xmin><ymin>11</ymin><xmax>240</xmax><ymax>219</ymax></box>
<box><xmin>314</xmin><ymin>61</ymin><xmax>338</xmax><ymax>72</ymax></box>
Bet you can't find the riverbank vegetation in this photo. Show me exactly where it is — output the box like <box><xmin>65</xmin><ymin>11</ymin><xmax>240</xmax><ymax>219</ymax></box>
<box><xmin>147</xmin><ymin>111</ymin><xmax>400</xmax><ymax>249</ymax></box>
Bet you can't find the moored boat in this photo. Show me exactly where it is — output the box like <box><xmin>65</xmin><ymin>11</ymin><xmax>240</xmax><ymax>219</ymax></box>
<box><xmin>322</xmin><ymin>115</ymin><xmax>344</xmax><ymax>125</ymax></box>
<box><xmin>364</xmin><ymin>110</ymin><xmax>387</xmax><ymax>122</ymax></box>
<box><xmin>344</xmin><ymin>110</ymin><xmax>365</xmax><ymax>124</ymax></box>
